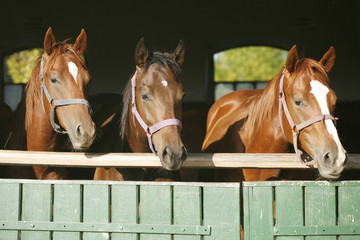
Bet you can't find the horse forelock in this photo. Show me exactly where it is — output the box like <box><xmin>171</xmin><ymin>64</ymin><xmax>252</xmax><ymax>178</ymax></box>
<box><xmin>24</xmin><ymin>40</ymin><xmax>87</xmax><ymax>130</ymax></box>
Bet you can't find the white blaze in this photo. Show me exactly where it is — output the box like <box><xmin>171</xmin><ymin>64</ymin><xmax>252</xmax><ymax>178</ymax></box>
<box><xmin>68</xmin><ymin>61</ymin><xmax>78</xmax><ymax>84</ymax></box>
<box><xmin>310</xmin><ymin>80</ymin><xmax>346</xmax><ymax>165</ymax></box>
<box><xmin>161</xmin><ymin>80</ymin><xmax>168</xmax><ymax>87</ymax></box>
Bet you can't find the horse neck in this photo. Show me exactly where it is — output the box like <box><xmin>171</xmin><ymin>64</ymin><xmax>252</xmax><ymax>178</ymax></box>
<box><xmin>245</xmin><ymin>72</ymin><xmax>289</xmax><ymax>151</ymax></box>
<box><xmin>24</xmin><ymin>65</ymin><xmax>60</xmax><ymax>151</ymax></box>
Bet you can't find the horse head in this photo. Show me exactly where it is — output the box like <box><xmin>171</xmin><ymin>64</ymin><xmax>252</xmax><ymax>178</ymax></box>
<box><xmin>127</xmin><ymin>38</ymin><xmax>187</xmax><ymax>170</ymax></box>
<box><xmin>281</xmin><ymin>45</ymin><xmax>347</xmax><ymax>179</ymax></box>
<box><xmin>39</xmin><ymin>27</ymin><xmax>95</xmax><ymax>150</ymax></box>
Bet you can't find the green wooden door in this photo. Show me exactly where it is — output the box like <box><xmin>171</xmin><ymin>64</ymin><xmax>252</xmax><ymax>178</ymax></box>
<box><xmin>0</xmin><ymin>179</ymin><xmax>241</xmax><ymax>240</ymax></box>
<box><xmin>243</xmin><ymin>181</ymin><xmax>360</xmax><ymax>240</ymax></box>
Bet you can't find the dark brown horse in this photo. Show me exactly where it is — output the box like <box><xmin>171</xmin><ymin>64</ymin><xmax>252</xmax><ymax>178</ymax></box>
<box><xmin>4</xmin><ymin>27</ymin><xmax>95</xmax><ymax>179</ymax></box>
<box><xmin>93</xmin><ymin>38</ymin><xmax>187</xmax><ymax>181</ymax></box>
<box><xmin>202</xmin><ymin>45</ymin><xmax>347</xmax><ymax>181</ymax></box>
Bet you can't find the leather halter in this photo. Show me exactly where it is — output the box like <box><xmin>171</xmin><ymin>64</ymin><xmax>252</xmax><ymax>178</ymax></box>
<box><xmin>278</xmin><ymin>70</ymin><xmax>337</xmax><ymax>166</ymax></box>
<box><xmin>131</xmin><ymin>71</ymin><xmax>182</xmax><ymax>154</ymax></box>
<box><xmin>40</xmin><ymin>55</ymin><xmax>92</xmax><ymax>134</ymax></box>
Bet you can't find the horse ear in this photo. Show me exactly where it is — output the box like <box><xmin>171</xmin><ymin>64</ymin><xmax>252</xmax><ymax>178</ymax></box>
<box><xmin>319</xmin><ymin>46</ymin><xmax>336</xmax><ymax>72</ymax></box>
<box><xmin>172</xmin><ymin>40</ymin><xmax>185</xmax><ymax>66</ymax></box>
<box><xmin>285</xmin><ymin>45</ymin><xmax>299</xmax><ymax>73</ymax></box>
<box><xmin>135</xmin><ymin>38</ymin><xmax>149</xmax><ymax>68</ymax></box>
<box><xmin>73</xmin><ymin>29</ymin><xmax>87</xmax><ymax>56</ymax></box>
<box><xmin>44</xmin><ymin>27</ymin><xmax>56</xmax><ymax>55</ymax></box>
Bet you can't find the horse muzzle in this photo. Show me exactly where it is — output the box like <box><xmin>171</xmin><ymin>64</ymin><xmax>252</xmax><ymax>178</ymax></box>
<box><xmin>68</xmin><ymin>122</ymin><xmax>96</xmax><ymax>150</ymax></box>
<box><xmin>316</xmin><ymin>150</ymin><xmax>347</xmax><ymax>179</ymax></box>
<box><xmin>158</xmin><ymin>144</ymin><xmax>187</xmax><ymax>171</ymax></box>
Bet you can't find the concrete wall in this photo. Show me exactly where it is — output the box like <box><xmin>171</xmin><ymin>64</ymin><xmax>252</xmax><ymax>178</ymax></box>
<box><xmin>0</xmin><ymin>0</ymin><xmax>359</xmax><ymax>103</ymax></box>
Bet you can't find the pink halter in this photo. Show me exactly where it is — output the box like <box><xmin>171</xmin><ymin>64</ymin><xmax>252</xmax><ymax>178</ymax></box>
<box><xmin>131</xmin><ymin>71</ymin><xmax>182</xmax><ymax>154</ymax></box>
<box><xmin>278</xmin><ymin>70</ymin><xmax>338</xmax><ymax>166</ymax></box>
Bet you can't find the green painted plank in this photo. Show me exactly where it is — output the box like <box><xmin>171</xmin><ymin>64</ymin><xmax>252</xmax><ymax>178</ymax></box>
<box><xmin>243</xmin><ymin>185</ymin><xmax>251</xmax><ymax>240</ymax></box>
<box><xmin>173</xmin><ymin>185</ymin><xmax>202</xmax><ymax>240</ymax></box>
<box><xmin>140</xmin><ymin>185</ymin><xmax>171</xmax><ymax>240</ymax></box>
<box><xmin>21</xmin><ymin>183</ymin><xmax>52</xmax><ymax>240</ymax></box>
<box><xmin>305</xmin><ymin>186</ymin><xmax>336</xmax><ymax>240</ymax></box>
<box><xmin>83</xmin><ymin>184</ymin><xmax>110</xmax><ymax>240</ymax></box>
<box><xmin>247</xmin><ymin>186</ymin><xmax>274</xmax><ymax>240</ymax></box>
<box><xmin>53</xmin><ymin>184</ymin><xmax>81</xmax><ymax>240</ymax></box>
<box><xmin>0</xmin><ymin>183</ymin><xmax>20</xmax><ymax>240</ymax></box>
<box><xmin>338</xmin><ymin>186</ymin><xmax>360</xmax><ymax>240</ymax></box>
<box><xmin>275</xmin><ymin>186</ymin><xmax>303</xmax><ymax>240</ymax></box>
<box><xmin>203</xmin><ymin>185</ymin><xmax>241</xmax><ymax>240</ymax></box>
<box><xmin>111</xmin><ymin>184</ymin><xmax>138</xmax><ymax>240</ymax></box>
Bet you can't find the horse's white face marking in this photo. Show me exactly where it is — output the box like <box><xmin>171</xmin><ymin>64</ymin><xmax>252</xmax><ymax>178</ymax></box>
<box><xmin>161</xmin><ymin>80</ymin><xmax>168</xmax><ymax>87</ymax></box>
<box><xmin>68</xmin><ymin>61</ymin><xmax>78</xmax><ymax>84</ymax></box>
<box><xmin>310</xmin><ymin>80</ymin><xmax>346</xmax><ymax>165</ymax></box>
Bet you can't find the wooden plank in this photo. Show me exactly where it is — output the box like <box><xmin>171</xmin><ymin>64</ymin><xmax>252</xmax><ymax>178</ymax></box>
<box><xmin>0</xmin><ymin>150</ymin><xmax>359</xmax><ymax>169</ymax></box>
<box><xmin>111</xmin><ymin>184</ymin><xmax>138</xmax><ymax>240</ymax></box>
<box><xmin>275</xmin><ymin>186</ymin><xmax>304</xmax><ymax>240</ymax></box>
<box><xmin>305</xmin><ymin>185</ymin><xmax>336</xmax><ymax>240</ymax></box>
<box><xmin>338</xmin><ymin>186</ymin><xmax>360</xmax><ymax>240</ymax></box>
<box><xmin>21</xmin><ymin>183</ymin><xmax>52</xmax><ymax>240</ymax></box>
<box><xmin>140</xmin><ymin>185</ymin><xmax>171</xmax><ymax>240</ymax></box>
<box><xmin>53</xmin><ymin>184</ymin><xmax>81</xmax><ymax>240</ymax></box>
<box><xmin>203</xmin><ymin>185</ymin><xmax>241</xmax><ymax>240</ymax></box>
<box><xmin>246</xmin><ymin>186</ymin><xmax>274</xmax><ymax>240</ymax></box>
<box><xmin>0</xmin><ymin>183</ymin><xmax>20</xmax><ymax>240</ymax></box>
<box><xmin>173</xmin><ymin>185</ymin><xmax>202</xmax><ymax>240</ymax></box>
<box><xmin>83</xmin><ymin>184</ymin><xmax>110</xmax><ymax>240</ymax></box>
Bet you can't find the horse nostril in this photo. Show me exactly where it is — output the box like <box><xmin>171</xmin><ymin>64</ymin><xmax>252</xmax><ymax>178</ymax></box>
<box><xmin>323</xmin><ymin>152</ymin><xmax>335</xmax><ymax>166</ymax></box>
<box><xmin>162</xmin><ymin>146</ymin><xmax>170</xmax><ymax>159</ymax></box>
<box><xmin>76</xmin><ymin>124</ymin><xmax>83</xmax><ymax>138</ymax></box>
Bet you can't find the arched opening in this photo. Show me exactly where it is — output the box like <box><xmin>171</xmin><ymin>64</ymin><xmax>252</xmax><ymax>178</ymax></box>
<box><xmin>213</xmin><ymin>46</ymin><xmax>288</xmax><ymax>100</ymax></box>
<box><xmin>4</xmin><ymin>48</ymin><xmax>43</xmax><ymax>110</ymax></box>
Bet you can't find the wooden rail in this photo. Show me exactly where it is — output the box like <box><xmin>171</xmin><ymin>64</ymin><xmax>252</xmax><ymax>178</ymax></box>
<box><xmin>0</xmin><ymin>150</ymin><xmax>359</xmax><ymax>169</ymax></box>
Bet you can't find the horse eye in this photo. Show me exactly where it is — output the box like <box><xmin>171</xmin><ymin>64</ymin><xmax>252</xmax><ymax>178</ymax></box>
<box><xmin>51</xmin><ymin>78</ymin><xmax>58</xmax><ymax>83</ymax></box>
<box><xmin>295</xmin><ymin>100</ymin><xmax>303</xmax><ymax>106</ymax></box>
<box><xmin>141</xmin><ymin>94</ymin><xmax>150</xmax><ymax>101</ymax></box>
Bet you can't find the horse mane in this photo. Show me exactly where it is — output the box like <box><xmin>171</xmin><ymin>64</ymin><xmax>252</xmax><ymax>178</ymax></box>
<box><xmin>246</xmin><ymin>58</ymin><xmax>328</xmax><ymax>141</ymax></box>
<box><xmin>119</xmin><ymin>51</ymin><xmax>181</xmax><ymax>141</ymax></box>
<box><xmin>25</xmin><ymin>40</ymin><xmax>86</xmax><ymax>130</ymax></box>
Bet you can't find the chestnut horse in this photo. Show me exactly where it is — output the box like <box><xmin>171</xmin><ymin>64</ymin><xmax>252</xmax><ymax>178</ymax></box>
<box><xmin>4</xmin><ymin>27</ymin><xmax>95</xmax><ymax>179</ymax></box>
<box><xmin>202</xmin><ymin>45</ymin><xmax>347</xmax><ymax>181</ymax></box>
<box><xmin>93</xmin><ymin>38</ymin><xmax>187</xmax><ymax>181</ymax></box>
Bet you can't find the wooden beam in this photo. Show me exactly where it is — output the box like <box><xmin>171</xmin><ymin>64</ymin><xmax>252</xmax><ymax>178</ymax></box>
<box><xmin>0</xmin><ymin>150</ymin><xmax>359</xmax><ymax>169</ymax></box>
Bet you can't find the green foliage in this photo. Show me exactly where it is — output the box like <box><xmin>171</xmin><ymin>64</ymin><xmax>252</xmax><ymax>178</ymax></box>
<box><xmin>5</xmin><ymin>48</ymin><xmax>43</xmax><ymax>84</ymax></box>
<box><xmin>214</xmin><ymin>46</ymin><xmax>288</xmax><ymax>82</ymax></box>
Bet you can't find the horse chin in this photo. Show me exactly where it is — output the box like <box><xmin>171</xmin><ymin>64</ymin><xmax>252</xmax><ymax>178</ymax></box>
<box><xmin>317</xmin><ymin>167</ymin><xmax>342</xmax><ymax>180</ymax></box>
<box><xmin>160</xmin><ymin>162</ymin><xmax>183</xmax><ymax>171</ymax></box>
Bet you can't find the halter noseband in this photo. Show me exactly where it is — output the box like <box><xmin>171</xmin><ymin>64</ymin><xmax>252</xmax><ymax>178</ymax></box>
<box><xmin>40</xmin><ymin>55</ymin><xmax>92</xmax><ymax>134</ymax></box>
<box><xmin>131</xmin><ymin>71</ymin><xmax>182</xmax><ymax>155</ymax></box>
<box><xmin>278</xmin><ymin>70</ymin><xmax>337</xmax><ymax>166</ymax></box>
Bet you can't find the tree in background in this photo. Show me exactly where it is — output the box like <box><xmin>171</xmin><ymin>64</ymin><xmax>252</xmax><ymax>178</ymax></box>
<box><xmin>214</xmin><ymin>46</ymin><xmax>288</xmax><ymax>82</ymax></box>
<box><xmin>5</xmin><ymin>48</ymin><xmax>43</xmax><ymax>84</ymax></box>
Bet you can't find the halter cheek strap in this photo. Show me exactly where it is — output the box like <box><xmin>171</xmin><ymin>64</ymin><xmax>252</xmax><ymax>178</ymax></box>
<box><xmin>131</xmin><ymin>71</ymin><xmax>182</xmax><ymax>154</ymax></box>
<box><xmin>40</xmin><ymin>55</ymin><xmax>92</xmax><ymax>134</ymax></box>
<box><xmin>278</xmin><ymin>70</ymin><xmax>338</xmax><ymax>166</ymax></box>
